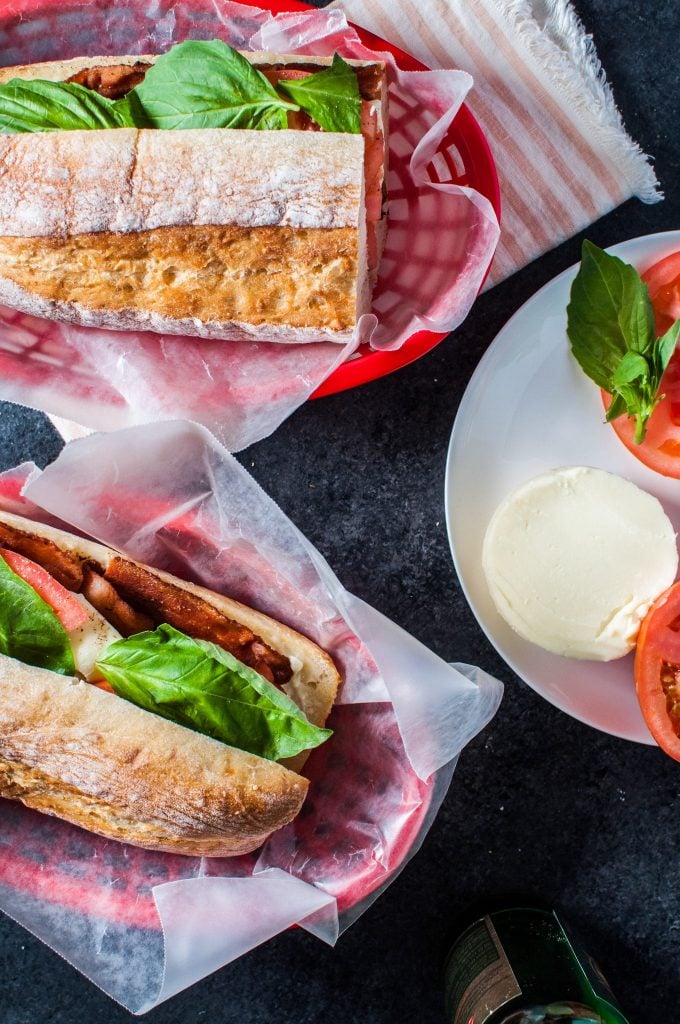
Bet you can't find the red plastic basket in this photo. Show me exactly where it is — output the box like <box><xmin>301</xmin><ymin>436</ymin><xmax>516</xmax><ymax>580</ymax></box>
<box><xmin>0</xmin><ymin>478</ymin><xmax>436</xmax><ymax>933</ymax></box>
<box><xmin>0</xmin><ymin>0</ymin><xmax>491</xmax><ymax>935</ymax></box>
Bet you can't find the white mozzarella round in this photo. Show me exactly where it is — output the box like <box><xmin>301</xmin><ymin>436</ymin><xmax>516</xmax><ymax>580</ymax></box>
<box><xmin>69</xmin><ymin>593</ymin><xmax>122</xmax><ymax>681</ymax></box>
<box><xmin>482</xmin><ymin>466</ymin><xmax>678</xmax><ymax>661</ymax></box>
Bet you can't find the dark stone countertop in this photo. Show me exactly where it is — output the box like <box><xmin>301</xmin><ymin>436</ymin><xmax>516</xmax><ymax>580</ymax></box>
<box><xmin>1</xmin><ymin>1</ymin><xmax>678</xmax><ymax>1021</ymax></box>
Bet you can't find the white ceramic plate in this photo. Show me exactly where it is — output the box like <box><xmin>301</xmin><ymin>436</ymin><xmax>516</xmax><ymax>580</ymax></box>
<box><xmin>445</xmin><ymin>231</ymin><xmax>680</xmax><ymax>743</ymax></box>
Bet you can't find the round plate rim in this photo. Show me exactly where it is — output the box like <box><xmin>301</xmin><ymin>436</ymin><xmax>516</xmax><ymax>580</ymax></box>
<box><xmin>444</xmin><ymin>229</ymin><xmax>680</xmax><ymax>745</ymax></box>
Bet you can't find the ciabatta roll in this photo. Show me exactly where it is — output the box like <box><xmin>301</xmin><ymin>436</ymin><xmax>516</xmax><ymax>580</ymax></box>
<box><xmin>0</xmin><ymin>510</ymin><xmax>341</xmax><ymax>856</ymax></box>
<box><xmin>0</xmin><ymin>49</ymin><xmax>388</xmax><ymax>344</ymax></box>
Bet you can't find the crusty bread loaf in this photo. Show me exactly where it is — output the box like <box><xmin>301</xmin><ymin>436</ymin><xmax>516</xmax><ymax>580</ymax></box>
<box><xmin>0</xmin><ymin>660</ymin><xmax>308</xmax><ymax>856</ymax></box>
<box><xmin>0</xmin><ymin>50</ymin><xmax>389</xmax><ymax>343</ymax></box>
<box><xmin>0</xmin><ymin>126</ymin><xmax>367</xmax><ymax>343</ymax></box>
<box><xmin>0</xmin><ymin>511</ymin><xmax>341</xmax><ymax>854</ymax></box>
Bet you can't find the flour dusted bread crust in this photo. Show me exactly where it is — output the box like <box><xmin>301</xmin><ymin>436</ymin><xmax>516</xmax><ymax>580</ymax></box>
<box><xmin>0</xmin><ymin>511</ymin><xmax>341</xmax><ymax>855</ymax></box>
<box><xmin>0</xmin><ymin>50</ymin><xmax>388</xmax><ymax>343</ymax></box>
<box><xmin>0</xmin><ymin>660</ymin><xmax>308</xmax><ymax>856</ymax></box>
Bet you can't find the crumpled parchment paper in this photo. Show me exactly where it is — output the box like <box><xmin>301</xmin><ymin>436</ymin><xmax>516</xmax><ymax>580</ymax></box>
<box><xmin>0</xmin><ymin>420</ymin><xmax>502</xmax><ymax>1012</ymax></box>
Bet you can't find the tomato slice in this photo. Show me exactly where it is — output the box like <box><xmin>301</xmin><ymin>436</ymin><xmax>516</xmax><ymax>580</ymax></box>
<box><xmin>0</xmin><ymin>548</ymin><xmax>88</xmax><ymax>633</ymax></box>
<box><xmin>601</xmin><ymin>250</ymin><xmax>680</xmax><ymax>479</ymax></box>
<box><xmin>91</xmin><ymin>680</ymin><xmax>115</xmax><ymax>693</ymax></box>
<box><xmin>641</xmin><ymin>250</ymin><xmax>680</xmax><ymax>335</ymax></box>
<box><xmin>634</xmin><ymin>582</ymin><xmax>680</xmax><ymax>761</ymax></box>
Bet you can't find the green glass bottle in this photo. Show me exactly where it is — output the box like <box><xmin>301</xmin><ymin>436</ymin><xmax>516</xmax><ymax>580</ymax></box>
<box><xmin>443</xmin><ymin>903</ymin><xmax>630</xmax><ymax>1024</ymax></box>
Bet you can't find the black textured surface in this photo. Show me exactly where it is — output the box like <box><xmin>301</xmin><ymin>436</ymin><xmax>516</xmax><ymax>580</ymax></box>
<box><xmin>1</xmin><ymin>1</ymin><xmax>679</xmax><ymax>1022</ymax></box>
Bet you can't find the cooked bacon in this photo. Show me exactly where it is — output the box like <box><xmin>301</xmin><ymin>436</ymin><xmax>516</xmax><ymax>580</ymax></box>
<box><xmin>247</xmin><ymin>638</ymin><xmax>292</xmax><ymax>687</ymax></box>
<box><xmin>0</xmin><ymin>523</ymin><xmax>83</xmax><ymax>591</ymax></box>
<box><xmin>82</xmin><ymin>564</ymin><xmax>154</xmax><ymax>637</ymax></box>
<box><xmin>66</xmin><ymin>62</ymin><xmax>151</xmax><ymax>100</ymax></box>
<box><xmin>104</xmin><ymin>556</ymin><xmax>293</xmax><ymax>685</ymax></box>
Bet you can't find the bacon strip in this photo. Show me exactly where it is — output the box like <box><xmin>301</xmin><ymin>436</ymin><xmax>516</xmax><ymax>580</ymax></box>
<box><xmin>66</xmin><ymin>62</ymin><xmax>151</xmax><ymax>100</ymax></box>
<box><xmin>104</xmin><ymin>557</ymin><xmax>292</xmax><ymax>685</ymax></box>
<box><xmin>81</xmin><ymin>564</ymin><xmax>154</xmax><ymax>637</ymax></box>
<box><xmin>0</xmin><ymin>523</ymin><xmax>83</xmax><ymax>591</ymax></box>
<box><xmin>0</xmin><ymin>523</ymin><xmax>293</xmax><ymax>684</ymax></box>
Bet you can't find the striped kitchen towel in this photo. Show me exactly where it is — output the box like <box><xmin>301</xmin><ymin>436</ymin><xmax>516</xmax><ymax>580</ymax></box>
<box><xmin>327</xmin><ymin>0</ymin><xmax>661</xmax><ymax>286</ymax></box>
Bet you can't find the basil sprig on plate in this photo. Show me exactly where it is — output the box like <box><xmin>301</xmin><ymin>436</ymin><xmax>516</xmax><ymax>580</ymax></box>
<box><xmin>0</xmin><ymin>554</ymin><xmax>75</xmax><ymax>675</ymax></box>
<box><xmin>0</xmin><ymin>40</ymin><xmax>362</xmax><ymax>135</ymax></box>
<box><xmin>567</xmin><ymin>240</ymin><xmax>680</xmax><ymax>443</ymax></box>
<box><xmin>96</xmin><ymin>623</ymin><xmax>331</xmax><ymax>762</ymax></box>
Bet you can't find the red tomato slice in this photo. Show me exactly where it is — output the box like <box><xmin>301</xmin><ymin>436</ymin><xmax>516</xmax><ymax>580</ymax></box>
<box><xmin>634</xmin><ymin>582</ymin><xmax>680</xmax><ymax>761</ymax></box>
<box><xmin>601</xmin><ymin>250</ymin><xmax>680</xmax><ymax>479</ymax></box>
<box><xmin>641</xmin><ymin>250</ymin><xmax>680</xmax><ymax>335</ymax></box>
<box><xmin>1</xmin><ymin>548</ymin><xmax>88</xmax><ymax>632</ymax></box>
<box><xmin>91</xmin><ymin>680</ymin><xmax>115</xmax><ymax>693</ymax></box>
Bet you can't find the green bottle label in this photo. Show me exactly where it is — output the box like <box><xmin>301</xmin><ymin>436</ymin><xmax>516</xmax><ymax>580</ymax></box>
<box><xmin>445</xmin><ymin>917</ymin><xmax>522</xmax><ymax>1024</ymax></box>
<box><xmin>444</xmin><ymin>907</ymin><xmax>629</xmax><ymax>1024</ymax></box>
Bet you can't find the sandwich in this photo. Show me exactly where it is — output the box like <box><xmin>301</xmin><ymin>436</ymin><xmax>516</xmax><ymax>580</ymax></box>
<box><xmin>0</xmin><ymin>40</ymin><xmax>388</xmax><ymax>344</ymax></box>
<box><xmin>0</xmin><ymin>510</ymin><xmax>340</xmax><ymax>856</ymax></box>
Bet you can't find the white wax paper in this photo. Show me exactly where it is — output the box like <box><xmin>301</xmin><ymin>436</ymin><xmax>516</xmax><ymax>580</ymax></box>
<box><xmin>0</xmin><ymin>0</ymin><xmax>499</xmax><ymax>450</ymax></box>
<box><xmin>0</xmin><ymin>421</ymin><xmax>502</xmax><ymax>1012</ymax></box>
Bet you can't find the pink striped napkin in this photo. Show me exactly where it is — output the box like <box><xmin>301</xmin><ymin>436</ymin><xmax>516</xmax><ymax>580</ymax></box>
<box><xmin>327</xmin><ymin>0</ymin><xmax>661</xmax><ymax>286</ymax></box>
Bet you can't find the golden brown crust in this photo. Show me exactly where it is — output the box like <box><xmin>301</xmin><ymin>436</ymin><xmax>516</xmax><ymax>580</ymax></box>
<box><xmin>0</xmin><ymin>510</ymin><xmax>341</xmax><ymax>854</ymax></box>
<box><xmin>0</xmin><ymin>50</ymin><xmax>385</xmax><ymax>343</ymax></box>
<box><xmin>0</xmin><ymin>126</ymin><xmax>367</xmax><ymax>342</ymax></box>
<box><xmin>0</xmin><ymin>225</ymin><xmax>360</xmax><ymax>332</ymax></box>
<box><xmin>0</xmin><ymin>661</ymin><xmax>308</xmax><ymax>856</ymax></box>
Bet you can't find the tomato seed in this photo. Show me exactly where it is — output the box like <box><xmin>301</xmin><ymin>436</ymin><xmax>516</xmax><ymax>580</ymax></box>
<box><xmin>661</xmin><ymin>662</ymin><xmax>680</xmax><ymax>736</ymax></box>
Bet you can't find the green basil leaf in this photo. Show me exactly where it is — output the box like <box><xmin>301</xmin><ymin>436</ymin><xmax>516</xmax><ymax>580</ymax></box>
<box><xmin>0</xmin><ymin>79</ymin><xmax>138</xmax><ymax>133</ymax></box>
<box><xmin>114</xmin><ymin>89</ymin><xmax>154</xmax><ymax>129</ymax></box>
<box><xmin>277</xmin><ymin>53</ymin><xmax>361</xmax><ymax>133</ymax></box>
<box><xmin>133</xmin><ymin>39</ymin><xmax>297</xmax><ymax>130</ymax></box>
<box><xmin>653</xmin><ymin>319</ymin><xmax>680</xmax><ymax>380</ymax></box>
<box><xmin>96</xmin><ymin>623</ymin><xmax>331</xmax><ymax>762</ymax></box>
<box><xmin>567</xmin><ymin>240</ymin><xmax>656</xmax><ymax>388</ymax></box>
<box><xmin>604</xmin><ymin>392</ymin><xmax>627</xmax><ymax>423</ymax></box>
<box><xmin>0</xmin><ymin>554</ymin><xmax>75</xmax><ymax>674</ymax></box>
<box><xmin>611</xmin><ymin>351</ymin><xmax>650</xmax><ymax>387</ymax></box>
<box><xmin>567</xmin><ymin>240</ymin><xmax>680</xmax><ymax>443</ymax></box>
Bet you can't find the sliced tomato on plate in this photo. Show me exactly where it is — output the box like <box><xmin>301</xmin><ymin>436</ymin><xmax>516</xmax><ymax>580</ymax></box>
<box><xmin>602</xmin><ymin>250</ymin><xmax>680</xmax><ymax>478</ymax></box>
<box><xmin>634</xmin><ymin>582</ymin><xmax>680</xmax><ymax>761</ymax></box>
<box><xmin>642</xmin><ymin>250</ymin><xmax>680</xmax><ymax>335</ymax></box>
<box><xmin>0</xmin><ymin>548</ymin><xmax>88</xmax><ymax>632</ymax></box>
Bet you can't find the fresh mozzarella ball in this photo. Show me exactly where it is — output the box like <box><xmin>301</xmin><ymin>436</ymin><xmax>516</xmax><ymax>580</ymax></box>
<box><xmin>68</xmin><ymin>593</ymin><xmax>122</xmax><ymax>681</ymax></box>
<box><xmin>483</xmin><ymin>466</ymin><xmax>678</xmax><ymax>661</ymax></box>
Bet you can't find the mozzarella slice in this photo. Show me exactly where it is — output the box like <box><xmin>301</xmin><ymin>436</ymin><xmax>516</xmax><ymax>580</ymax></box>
<box><xmin>482</xmin><ymin>466</ymin><xmax>678</xmax><ymax>661</ymax></box>
<box><xmin>68</xmin><ymin>593</ymin><xmax>122</xmax><ymax>681</ymax></box>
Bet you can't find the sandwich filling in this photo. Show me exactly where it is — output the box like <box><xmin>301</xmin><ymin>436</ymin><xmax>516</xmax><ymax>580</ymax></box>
<box><xmin>0</xmin><ymin>519</ymin><xmax>290</xmax><ymax>683</ymax></box>
<box><xmin>0</xmin><ymin>518</ymin><xmax>334</xmax><ymax>764</ymax></box>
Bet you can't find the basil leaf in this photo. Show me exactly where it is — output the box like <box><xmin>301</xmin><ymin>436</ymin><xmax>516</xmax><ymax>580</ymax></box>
<box><xmin>604</xmin><ymin>392</ymin><xmax>626</xmax><ymax>422</ymax></box>
<box><xmin>611</xmin><ymin>351</ymin><xmax>650</xmax><ymax>387</ymax></box>
<box><xmin>567</xmin><ymin>240</ymin><xmax>655</xmax><ymax>387</ymax></box>
<box><xmin>567</xmin><ymin>240</ymin><xmax>680</xmax><ymax>443</ymax></box>
<box><xmin>277</xmin><ymin>53</ymin><xmax>361</xmax><ymax>134</ymax></box>
<box><xmin>96</xmin><ymin>623</ymin><xmax>331</xmax><ymax>762</ymax></box>
<box><xmin>654</xmin><ymin>320</ymin><xmax>680</xmax><ymax>380</ymax></box>
<box><xmin>0</xmin><ymin>79</ymin><xmax>138</xmax><ymax>133</ymax></box>
<box><xmin>133</xmin><ymin>39</ymin><xmax>297</xmax><ymax>130</ymax></box>
<box><xmin>0</xmin><ymin>554</ymin><xmax>74</xmax><ymax>674</ymax></box>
